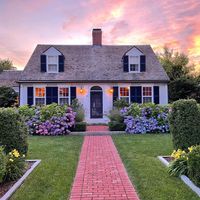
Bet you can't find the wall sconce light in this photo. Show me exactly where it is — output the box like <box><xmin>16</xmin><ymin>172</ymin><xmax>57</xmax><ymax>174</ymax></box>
<box><xmin>109</xmin><ymin>88</ymin><xmax>114</xmax><ymax>93</ymax></box>
<box><xmin>80</xmin><ymin>87</ymin><xmax>84</xmax><ymax>94</ymax></box>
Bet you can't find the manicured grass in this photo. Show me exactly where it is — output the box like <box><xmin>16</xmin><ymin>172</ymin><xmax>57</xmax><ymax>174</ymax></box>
<box><xmin>113</xmin><ymin>134</ymin><xmax>199</xmax><ymax>200</ymax></box>
<box><xmin>11</xmin><ymin>136</ymin><xmax>83</xmax><ymax>200</ymax></box>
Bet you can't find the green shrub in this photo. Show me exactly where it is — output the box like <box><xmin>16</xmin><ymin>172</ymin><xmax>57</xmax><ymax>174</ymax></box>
<box><xmin>108</xmin><ymin>121</ymin><xmax>126</xmax><ymax>131</ymax></box>
<box><xmin>114</xmin><ymin>99</ymin><xmax>129</xmax><ymax>109</ymax></box>
<box><xmin>18</xmin><ymin>105</ymin><xmax>35</xmax><ymax>121</ymax></box>
<box><xmin>108</xmin><ymin>109</ymin><xmax>124</xmax><ymax>123</ymax></box>
<box><xmin>187</xmin><ymin>145</ymin><xmax>200</xmax><ymax>187</ymax></box>
<box><xmin>40</xmin><ymin>103</ymin><xmax>67</xmax><ymax>121</ymax></box>
<box><xmin>0</xmin><ymin>108</ymin><xmax>28</xmax><ymax>155</ymax></box>
<box><xmin>0</xmin><ymin>147</ymin><xmax>6</xmax><ymax>183</ymax></box>
<box><xmin>73</xmin><ymin>122</ymin><xmax>87</xmax><ymax>132</ymax></box>
<box><xmin>169</xmin><ymin>99</ymin><xmax>200</xmax><ymax>150</ymax></box>
<box><xmin>4</xmin><ymin>149</ymin><xmax>25</xmax><ymax>182</ymax></box>
<box><xmin>0</xmin><ymin>86</ymin><xmax>18</xmax><ymax>107</ymax></box>
<box><xmin>71</xmin><ymin>99</ymin><xmax>85</xmax><ymax>122</ymax></box>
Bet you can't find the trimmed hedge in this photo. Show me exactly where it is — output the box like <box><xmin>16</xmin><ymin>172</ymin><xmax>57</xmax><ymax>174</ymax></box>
<box><xmin>73</xmin><ymin>122</ymin><xmax>87</xmax><ymax>132</ymax></box>
<box><xmin>108</xmin><ymin>121</ymin><xmax>126</xmax><ymax>131</ymax></box>
<box><xmin>0</xmin><ymin>108</ymin><xmax>28</xmax><ymax>154</ymax></box>
<box><xmin>169</xmin><ymin>99</ymin><xmax>200</xmax><ymax>150</ymax></box>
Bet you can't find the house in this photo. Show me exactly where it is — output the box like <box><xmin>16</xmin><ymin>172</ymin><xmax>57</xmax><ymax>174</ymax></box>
<box><xmin>2</xmin><ymin>29</ymin><xmax>169</xmax><ymax>123</ymax></box>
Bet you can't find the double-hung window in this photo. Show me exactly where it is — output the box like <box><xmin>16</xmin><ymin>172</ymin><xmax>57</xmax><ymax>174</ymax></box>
<box><xmin>47</xmin><ymin>56</ymin><xmax>58</xmax><ymax>73</ymax></box>
<box><xmin>35</xmin><ymin>87</ymin><xmax>45</xmax><ymax>105</ymax></box>
<box><xmin>129</xmin><ymin>56</ymin><xmax>139</xmax><ymax>72</ymax></box>
<box><xmin>120</xmin><ymin>87</ymin><xmax>129</xmax><ymax>103</ymax></box>
<box><xmin>143</xmin><ymin>87</ymin><xmax>152</xmax><ymax>103</ymax></box>
<box><xmin>59</xmin><ymin>87</ymin><xmax>69</xmax><ymax>105</ymax></box>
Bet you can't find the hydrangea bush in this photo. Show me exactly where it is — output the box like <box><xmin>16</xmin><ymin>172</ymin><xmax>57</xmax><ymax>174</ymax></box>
<box><xmin>121</xmin><ymin>103</ymin><xmax>170</xmax><ymax>134</ymax></box>
<box><xmin>20</xmin><ymin>104</ymin><xmax>76</xmax><ymax>136</ymax></box>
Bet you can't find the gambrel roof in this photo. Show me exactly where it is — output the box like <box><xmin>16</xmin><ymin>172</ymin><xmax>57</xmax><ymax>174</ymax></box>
<box><xmin>19</xmin><ymin>44</ymin><xmax>169</xmax><ymax>83</ymax></box>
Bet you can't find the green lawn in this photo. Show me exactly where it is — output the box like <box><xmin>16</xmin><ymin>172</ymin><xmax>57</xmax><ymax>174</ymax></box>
<box><xmin>11</xmin><ymin>136</ymin><xmax>83</xmax><ymax>200</ymax></box>
<box><xmin>113</xmin><ymin>134</ymin><xmax>199</xmax><ymax>200</ymax></box>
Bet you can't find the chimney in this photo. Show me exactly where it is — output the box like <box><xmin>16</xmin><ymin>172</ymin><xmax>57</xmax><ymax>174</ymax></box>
<box><xmin>92</xmin><ymin>28</ymin><xmax>102</xmax><ymax>46</ymax></box>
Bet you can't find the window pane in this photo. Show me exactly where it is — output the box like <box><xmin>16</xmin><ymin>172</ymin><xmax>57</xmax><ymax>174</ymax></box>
<box><xmin>120</xmin><ymin>97</ymin><xmax>129</xmax><ymax>103</ymax></box>
<box><xmin>60</xmin><ymin>98</ymin><xmax>69</xmax><ymax>105</ymax></box>
<box><xmin>48</xmin><ymin>56</ymin><xmax>57</xmax><ymax>64</ymax></box>
<box><xmin>35</xmin><ymin>98</ymin><xmax>45</xmax><ymax>105</ymax></box>
<box><xmin>48</xmin><ymin>64</ymin><xmax>57</xmax><ymax>72</ymax></box>
<box><xmin>130</xmin><ymin>64</ymin><xmax>139</xmax><ymax>72</ymax></box>
<box><xmin>143</xmin><ymin>87</ymin><xmax>152</xmax><ymax>96</ymax></box>
<box><xmin>120</xmin><ymin>87</ymin><xmax>129</xmax><ymax>96</ymax></box>
<box><xmin>35</xmin><ymin>88</ymin><xmax>45</xmax><ymax>97</ymax></box>
<box><xmin>130</xmin><ymin>56</ymin><xmax>139</xmax><ymax>64</ymax></box>
<box><xmin>143</xmin><ymin>97</ymin><xmax>152</xmax><ymax>103</ymax></box>
<box><xmin>59</xmin><ymin>88</ymin><xmax>69</xmax><ymax>97</ymax></box>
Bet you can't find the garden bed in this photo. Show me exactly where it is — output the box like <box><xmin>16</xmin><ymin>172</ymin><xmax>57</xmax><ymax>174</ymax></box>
<box><xmin>158</xmin><ymin>156</ymin><xmax>200</xmax><ymax>197</ymax></box>
<box><xmin>0</xmin><ymin>160</ymin><xmax>41</xmax><ymax>200</ymax></box>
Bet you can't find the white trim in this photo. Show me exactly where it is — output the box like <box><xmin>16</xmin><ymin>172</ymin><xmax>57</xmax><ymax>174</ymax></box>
<box><xmin>142</xmin><ymin>86</ymin><xmax>153</xmax><ymax>104</ymax></box>
<box><xmin>46</xmin><ymin>55</ymin><xmax>59</xmax><ymax>73</ymax></box>
<box><xmin>58</xmin><ymin>86</ymin><xmax>70</xmax><ymax>105</ymax></box>
<box><xmin>119</xmin><ymin>86</ymin><xmax>130</xmax><ymax>104</ymax></box>
<box><xmin>129</xmin><ymin>55</ymin><xmax>140</xmax><ymax>73</ymax></box>
<box><xmin>34</xmin><ymin>86</ymin><xmax>46</xmax><ymax>106</ymax></box>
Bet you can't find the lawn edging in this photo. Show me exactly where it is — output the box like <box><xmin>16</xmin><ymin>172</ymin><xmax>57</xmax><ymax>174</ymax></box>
<box><xmin>158</xmin><ymin>156</ymin><xmax>200</xmax><ymax>197</ymax></box>
<box><xmin>1</xmin><ymin>159</ymin><xmax>41</xmax><ymax>200</ymax></box>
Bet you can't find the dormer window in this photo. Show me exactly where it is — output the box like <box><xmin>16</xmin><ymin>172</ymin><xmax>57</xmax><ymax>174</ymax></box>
<box><xmin>129</xmin><ymin>56</ymin><xmax>139</xmax><ymax>72</ymax></box>
<box><xmin>47</xmin><ymin>55</ymin><xmax>58</xmax><ymax>73</ymax></box>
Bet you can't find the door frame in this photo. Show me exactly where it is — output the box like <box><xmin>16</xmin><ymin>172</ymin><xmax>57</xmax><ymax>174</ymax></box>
<box><xmin>90</xmin><ymin>86</ymin><xmax>103</xmax><ymax>119</ymax></box>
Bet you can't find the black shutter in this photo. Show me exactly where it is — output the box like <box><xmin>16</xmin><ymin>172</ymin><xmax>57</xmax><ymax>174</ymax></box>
<box><xmin>40</xmin><ymin>55</ymin><xmax>46</xmax><ymax>72</ymax></box>
<box><xmin>27</xmin><ymin>87</ymin><xmax>33</xmax><ymax>106</ymax></box>
<box><xmin>123</xmin><ymin>55</ymin><xmax>129</xmax><ymax>72</ymax></box>
<box><xmin>46</xmin><ymin>87</ymin><xmax>58</xmax><ymax>105</ymax></box>
<box><xmin>130</xmin><ymin>86</ymin><xmax>142</xmax><ymax>103</ymax></box>
<box><xmin>153</xmin><ymin>86</ymin><xmax>159</xmax><ymax>104</ymax></box>
<box><xmin>140</xmin><ymin>55</ymin><xmax>146</xmax><ymax>72</ymax></box>
<box><xmin>70</xmin><ymin>87</ymin><xmax>76</xmax><ymax>104</ymax></box>
<box><xmin>113</xmin><ymin>86</ymin><xmax>118</xmax><ymax>105</ymax></box>
<box><xmin>59</xmin><ymin>55</ymin><xmax>64</xmax><ymax>72</ymax></box>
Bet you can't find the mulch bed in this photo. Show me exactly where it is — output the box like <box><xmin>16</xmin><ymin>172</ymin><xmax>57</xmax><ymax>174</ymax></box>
<box><xmin>0</xmin><ymin>161</ymin><xmax>34</xmax><ymax>198</ymax></box>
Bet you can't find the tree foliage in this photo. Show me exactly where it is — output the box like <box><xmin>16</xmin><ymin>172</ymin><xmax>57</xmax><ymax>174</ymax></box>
<box><xmin>0</xmin><ymin>59</ymin><xmax>15</xmax><ymax>73</ymax></box>
<box><xmin>0</xmin><ymin>87</ymin><xmax>18</xmax><ymax>107</ymax></box>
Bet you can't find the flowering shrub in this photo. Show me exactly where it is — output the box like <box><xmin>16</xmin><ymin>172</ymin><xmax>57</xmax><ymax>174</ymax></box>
<box><xmin>168</xmin><ymin>145</ymin><xmax>200</xmax><ymax>187</ymax></box>
<box><xmin>122</xmin><ymin>103</ymin><xmax>170</xmax><ymax>134</ymax></box>
<box><xmin>26</xmin><ymin>106</ymin><xmax>75</xmax><ymax>135</ymax></box>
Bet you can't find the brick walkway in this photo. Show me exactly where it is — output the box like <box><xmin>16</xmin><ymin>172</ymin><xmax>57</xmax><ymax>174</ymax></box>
<box><xmin>86</xmin><ymin>125</ymin><xmax>109</xmax><ymax>132</ymax></box>
<box><xmin>69</xmin><ymin>136</ymin><xmax>140</xmax><ymax>200</ymax></box>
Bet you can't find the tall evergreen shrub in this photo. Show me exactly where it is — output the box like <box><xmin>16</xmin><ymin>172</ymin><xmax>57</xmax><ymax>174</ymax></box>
<box><xmin>0</xmin><ymin>108</ymin><xmax>28</xmax><ymax>154</ymax></box>
<box><xmin>169</xmin><ymin>99</ymin><xmax>200</xmax><ymax>150</ymax></box>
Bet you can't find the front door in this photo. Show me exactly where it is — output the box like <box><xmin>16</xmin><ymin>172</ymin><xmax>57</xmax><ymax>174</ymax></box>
<box><xmin>90</xmin><ymin>87</ymin><xmax>103</xmax><ymax>118</ymax></box>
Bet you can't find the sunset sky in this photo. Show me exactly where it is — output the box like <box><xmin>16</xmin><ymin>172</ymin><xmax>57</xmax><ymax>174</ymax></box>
<box><xmin>0</xmin><ymin>0</ymin><xmax>200</xmax><ymax>72</ymax></box>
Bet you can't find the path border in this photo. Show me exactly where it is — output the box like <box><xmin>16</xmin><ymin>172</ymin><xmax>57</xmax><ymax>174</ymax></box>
<box><xmin>1</xmin><ymin>159</ymin><xmax>41</xmax><ymax>200</ymax></box>
<box><xmin>158</xmin><ymin>156</ymin><xmax>200</xmax><ymax>197</ymax></box>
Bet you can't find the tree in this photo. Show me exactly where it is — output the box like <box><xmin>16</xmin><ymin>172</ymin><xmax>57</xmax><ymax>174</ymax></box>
<box><xmin>158</xmin><ymin>46</ymin><xmax>194</xmax><ymax>80</ymax></box>
<box><xmin>0</xmin><ymin>59</ymin><xmax>16</xmax><ymax>73</ymax></box>
<box><xmin>169</xmin><ymin>77</ymin><xmax>200</xmax><ymax>103</ymax></box>
<box><xmin>0</xmin><ymin>87</ymin><xmax>18</xmax><ymax>107</ymax></box>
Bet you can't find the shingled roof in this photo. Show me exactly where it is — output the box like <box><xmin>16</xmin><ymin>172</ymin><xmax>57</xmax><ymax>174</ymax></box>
<box><xmin>0</xmin><ymin>70</ymin><xmax>22</xmax><ymax>87</ymax></box>
<box><xmin>19</xmin><ymin>44</ymin><xmax>169</xmax><ymax>83</ymax></box>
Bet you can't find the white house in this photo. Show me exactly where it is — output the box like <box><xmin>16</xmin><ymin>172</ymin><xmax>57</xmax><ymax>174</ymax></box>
<box><xmin>0</xmin><ymin>29</ymin><xmax>169</xmax><ymax>123</ymax></box>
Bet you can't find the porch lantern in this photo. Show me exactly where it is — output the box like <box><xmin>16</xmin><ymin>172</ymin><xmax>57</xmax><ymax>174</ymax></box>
<box><xmin>79</xmin><ymin>87</ymin><xmax>84</xmax><ymax>94</ymax></box>
<box><xmin>109</xmin><ymin>88</ymin><xmax>114</xmax><ymax>94</ymax></box>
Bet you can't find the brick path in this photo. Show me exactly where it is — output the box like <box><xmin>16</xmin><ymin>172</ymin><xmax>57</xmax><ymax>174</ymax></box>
<box><xmin>69</xmin><ymin>136</ymin><xmax>140</xmax><ymax>200</ymax></box>
<box><xmin>86</xmin><ymin>125</ymin><xmax>109</xmax><ymax>132</ymax></box>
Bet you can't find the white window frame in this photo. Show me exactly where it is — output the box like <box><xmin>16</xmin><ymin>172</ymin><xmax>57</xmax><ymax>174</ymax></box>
<box><xmin>129</xmin><ymin>55</ymin><xmax>140</xmax><ymax>73</ymax></box>
<box><xmin>34</xmin><ymin>86</ymin><xmax>46</xmax><ymax>106</ymax></box>
<box><xmin>58</xmin><ymin>86</ymin><xmax>71</xmax><ymax>105</ymax></box>
<box><xmin>119</xmin><ymin>86</ymin><xmax>130</xmax><ymax>104</ymax></box>
<box><xmin>47</xmin><ymin>55</ymin><xmax>59</xmax><ymax>73</ymax></box>
<box><xmin>142</xmin><ymin>86</ymin><xmax>153</xmax><ymax>104</ymax></box>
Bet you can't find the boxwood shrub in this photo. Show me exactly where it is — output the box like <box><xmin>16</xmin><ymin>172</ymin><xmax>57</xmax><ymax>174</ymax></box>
<box><xmin>169</xmin><ymin>99</ymin><xmax>200</xmax><ymax>150</ymax></box>
<box><xmin>108</xmin><ymin>121</ymin><xmax>126</xmax><ymax>131</ymax></box>
<box><xmin>73</xmin><ymin>122</ymin><xmax>87</xmax><ymax>132</ymax></box>
<box><xmin>0</xmin><ymin>108</ymin><xmax>28</xmax><ymax>155</ymax></box>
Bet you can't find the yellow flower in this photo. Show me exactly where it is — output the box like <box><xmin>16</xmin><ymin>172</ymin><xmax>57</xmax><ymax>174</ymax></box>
<box><xmin>12</xmin><ymin>149</ymin><xmax>20</xmax><ymax>158</ymax></box>
<box><xmin>188</xmin><ymin>146</ymin><xmax>194</xmax><ymax>152</ymax></box>
<box><xmin>9</xmin><ymin>159</ymin><xmax>14</xmax><ymax>162</ymax></box>
<box><xmin>171</xmin><ymin>149</ymin><xmax>186</xmax><ymax>159</ymax></box>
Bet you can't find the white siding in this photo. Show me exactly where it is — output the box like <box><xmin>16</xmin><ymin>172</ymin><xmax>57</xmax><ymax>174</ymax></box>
<box><xmin>20</xmin><ymin>82</ymin><xmax>168</xmax><ymax>123</ymax></box>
